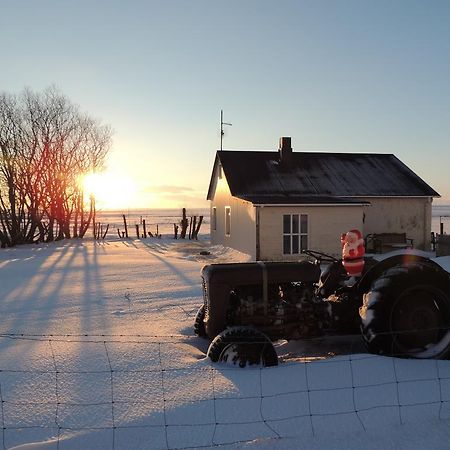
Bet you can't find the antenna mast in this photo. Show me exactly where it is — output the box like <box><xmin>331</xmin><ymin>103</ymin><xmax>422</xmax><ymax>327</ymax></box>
<box><xmin>220</xmin><ymin>109</ymin><xmax>232</xmax><ymax>150</ymax></box>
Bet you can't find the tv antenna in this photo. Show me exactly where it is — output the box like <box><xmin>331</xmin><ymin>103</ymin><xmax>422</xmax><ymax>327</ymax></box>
<box><xmin>220</xmin><ymin>109</ymin><xmax>232</xmax><ymax>150</ymax></box>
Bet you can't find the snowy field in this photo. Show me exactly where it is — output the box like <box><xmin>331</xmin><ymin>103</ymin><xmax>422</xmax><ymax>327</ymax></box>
<box><xmin>1</xmin><ymin>235</ymin><xmax>450</xmax><ymax>449</ymax></box>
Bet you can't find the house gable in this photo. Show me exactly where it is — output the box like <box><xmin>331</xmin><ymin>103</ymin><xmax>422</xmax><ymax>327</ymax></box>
<box><xmin>207</xmin><ymin>154</ymin><xmax>233</xmax><ymax>202</ymax></box>
<box><xmin>207</xmin><ymin>155</ymin><xmax>227</xmax><ymax>201</ymax></box>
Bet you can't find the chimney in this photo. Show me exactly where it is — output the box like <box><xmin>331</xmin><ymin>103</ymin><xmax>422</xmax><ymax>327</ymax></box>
<box><xmin>278</xmin><ymin>137</ymin><xmax>292</xmax><ymax>166</ymax></box>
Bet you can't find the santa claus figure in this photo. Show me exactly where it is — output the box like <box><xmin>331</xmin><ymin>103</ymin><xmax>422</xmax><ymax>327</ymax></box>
<box><xmin>341</xmin><ymin>229</ymin><xmax>365</xmax><ymax>277</ymax></box>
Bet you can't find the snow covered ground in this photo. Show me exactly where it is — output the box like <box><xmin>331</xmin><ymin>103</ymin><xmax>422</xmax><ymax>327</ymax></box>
<box><xmin>0</xmin><ymin>237</ymin><xmax>450</xmax><ymax>449</ymax></box>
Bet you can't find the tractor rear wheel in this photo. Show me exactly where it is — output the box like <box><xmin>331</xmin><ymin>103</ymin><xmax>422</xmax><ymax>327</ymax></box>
<box><xmin>207</xmin><ymin>326</ymin><xmax>278</xmax><ymax>367</ymax></box>
<box><xmin>360</xmin><ymin>262</ymin><xmax>450</xmax><ymax>358</ymax></box>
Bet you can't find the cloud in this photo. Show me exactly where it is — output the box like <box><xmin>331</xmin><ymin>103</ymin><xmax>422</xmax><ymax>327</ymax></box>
<box><xmin>160</xmin><ymin>191</ymin><xmax>208</xmax><ymax>207</ymax></box>
<box><xmin>139</xmin><ymin>184</ymin><xmax>208</xmax><ymax>208</ymax></box>
<box><xmin>143</xmin><ymin>185</ymin><xmax>195</xmax><ymax>194</ymax></box>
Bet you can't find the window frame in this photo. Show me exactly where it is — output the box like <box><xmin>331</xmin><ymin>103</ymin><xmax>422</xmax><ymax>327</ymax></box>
<box><xmin>282</xmin><ymin>213</ymin><xmax>308</xmax><ymax>255</ymax></box>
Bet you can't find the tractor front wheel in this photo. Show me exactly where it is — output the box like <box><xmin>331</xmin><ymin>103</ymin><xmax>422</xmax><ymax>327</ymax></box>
<box><xmin>207</xmin><ymin>326</ymin><xmax>278</xmax><ymax>367</ymax></box>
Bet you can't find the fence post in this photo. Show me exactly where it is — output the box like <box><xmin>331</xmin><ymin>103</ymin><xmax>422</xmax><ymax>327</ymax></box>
<box><xmin>123</xmin><ymin>214</ymin><xmax>129</xmax><ymax>238</ymax></box>
<box><xmin>180</xmin><ymin>208</ymin><xmax>188</xmax><ymax>238</ymax></box>
<box><xmin>188</xmin><ymin>216</ymin><xmax>193</xmax><ymax>239</ymax></box>
<box><xmin>102</xmin><ymin>224</ymin><xmax>109</xmax><ymax>239</ymax></box>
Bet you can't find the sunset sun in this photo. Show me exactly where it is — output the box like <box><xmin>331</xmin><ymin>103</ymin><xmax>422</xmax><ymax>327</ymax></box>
<box><xmin>82</xmin><ymin>172</ymin><xmax>137</xmax><ymax>210</ymax></box>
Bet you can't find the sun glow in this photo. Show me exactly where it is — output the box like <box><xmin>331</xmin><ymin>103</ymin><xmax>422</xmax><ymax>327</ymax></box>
<box><xmin>82</xmin><ymin>172</ymin><xmax>137</xmax><ymax>210</ymax></box>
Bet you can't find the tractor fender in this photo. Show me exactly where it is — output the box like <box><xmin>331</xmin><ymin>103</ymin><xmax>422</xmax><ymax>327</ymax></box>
<box><xmin>358</xmin><ymin>253</ymin><xmax>447</xmax><ymax>296</ymax></box>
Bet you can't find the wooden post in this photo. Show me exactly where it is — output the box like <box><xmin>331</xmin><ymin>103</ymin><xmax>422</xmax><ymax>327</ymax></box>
<box><xmin>156</xmin><ymin>224</ymin><xmax>159</xmax><ymax>237</ymax></box>
<box><xmin>92</xmin><ymin>198</ymin><xmax>97</xmax><ymax>239</ymax></box>
<box><xmin>192</xmin><ymin>215</ymin><xmax>203</xmax><ymax>240</ymax></box>
<box><xmin>180</xmin><ymin>208</ymin><xmax>188</xmax><ymax>239</ymax></box>
<box><xmin>143</xmin><ymin>220</ymin><xmax>147</xmax><ymax>238</ymax></box>
<box><xmin>117</xmin><ymin>228</ymin><xmax>121</xmax><ymax>238</ymax></box>
<box><xmin>135</xmin><ymin>224</ymin><xmax>140</xmax><ymax>238</ymax></box>
<box><xmin>102</xmin><ymin>224</ymin><xmax>109</xmax><ymax>239</ymax></box>
<box><xmin>174</xmin><ymin>223</ymin><xmax>179</xmax><ymax>239</ymax></box>
<box><xmin>188</xmin><ymin>216</ymin><xmax>193</xmax><ymax>239</ymax></box>
<box><xmin>123</xmin><ymin>214</ymin><xmax>129</xmax><ymax>238</ymax></box>
<box><xmin>191</xmin><ymin>216</ymin><xmax>197</xmax><ymax>240</ymax></box>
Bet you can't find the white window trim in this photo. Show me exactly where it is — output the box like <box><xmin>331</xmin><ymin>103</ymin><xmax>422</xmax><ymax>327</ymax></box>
<box><xmin>225</xmin><ymin>206</ymin><xmax>231</xmax><ymax>237</ymax></box>
<box><xmin>282</xmin><ymin>214</ymin><xmax>308</xmax><ymax>255</ymax></box>
<box><xmin>212</xmin><ymin>206</ymin><xmax>217</xmax><ymax>231</ymax></box>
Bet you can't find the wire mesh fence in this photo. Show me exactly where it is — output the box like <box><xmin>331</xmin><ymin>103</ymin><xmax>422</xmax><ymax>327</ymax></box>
<box><xmin>0</xmin><ymin>332</ymin><xmax>450</xmax><ymax>450</ymax></box>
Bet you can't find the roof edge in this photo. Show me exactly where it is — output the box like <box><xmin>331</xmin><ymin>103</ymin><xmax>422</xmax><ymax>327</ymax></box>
<box><xmin>206</xmin><ymin>153</ymin><xmax>220</xmax><ymax>200</ymax></box>
<box><xmin>252</xmin><ymin>203</ymin><xmax>368</xmax><ymax>207</ymax></box>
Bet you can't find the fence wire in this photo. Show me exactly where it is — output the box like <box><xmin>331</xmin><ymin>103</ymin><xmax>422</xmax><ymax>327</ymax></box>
<box><xmin>0</xmin><ymin>333</ymin><xmax>449</xmax><ymax>450</ymax></box>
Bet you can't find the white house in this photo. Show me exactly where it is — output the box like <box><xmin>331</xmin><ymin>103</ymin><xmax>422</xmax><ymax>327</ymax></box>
<box><xmin>207</xmin><ymin>137</ymin><xmax>439</xmax><ymax>260</ymax></box>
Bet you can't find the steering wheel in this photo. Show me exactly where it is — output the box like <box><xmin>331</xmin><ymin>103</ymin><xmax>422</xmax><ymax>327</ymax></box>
<box><xmin>302</xmin><ymin>249</ymin><xmax>339</xmax><ymax>263</ymax></box>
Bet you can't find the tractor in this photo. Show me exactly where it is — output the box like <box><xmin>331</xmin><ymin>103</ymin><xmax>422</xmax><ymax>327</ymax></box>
<box><xmin>193</xmin><ymin>248</ymin><xmax>450</xmax><ymax>367</ymax></box>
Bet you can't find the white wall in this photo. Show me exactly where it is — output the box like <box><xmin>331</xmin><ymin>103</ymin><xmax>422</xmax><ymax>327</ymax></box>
<box><xmin>361</xmin><ymin>197</ymin><xmax>433</xmax><ymax>250</ymax></box>
<box><xmin>209</xmin><ymin>167</ymin><xmax>256</xmax><ymax>259</ymax></box>
<box><xmin>258</xmin><ymin>205</ymin><xmax>364</xmax><ymax>260</ymax></box>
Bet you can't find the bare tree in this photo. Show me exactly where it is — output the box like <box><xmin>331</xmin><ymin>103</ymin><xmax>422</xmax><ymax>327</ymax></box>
<box><xmin>0</xmin><ymin>93</ymin><xmax>25</xmax><ymax>246</ymax></box>
<box><xmin>0</xmin><ymin>87</ymin><xmax>112</xmax><ymax>247</ymax></box>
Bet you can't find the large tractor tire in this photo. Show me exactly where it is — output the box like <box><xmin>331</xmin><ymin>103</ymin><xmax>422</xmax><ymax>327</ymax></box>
<box><xmin>360</xmin><ymin>262</ymin><xmax>450</xmax><ymax>358</ymax></box>
<box><xmin>207</xmin><ymin>326</ymin><xmax>278</xmax><ymax>367</ymax></box>
<box><xmin>194</xmin><ymin>304</ymin><xmax>206</xmax><ymax>337</ymax></box>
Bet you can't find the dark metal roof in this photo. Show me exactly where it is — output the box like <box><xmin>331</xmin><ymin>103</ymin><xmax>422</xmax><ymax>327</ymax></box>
<box><xmin>207</xmin><ymin>150</ymin><xmax>440</xmax><ymax>201</ymax></box>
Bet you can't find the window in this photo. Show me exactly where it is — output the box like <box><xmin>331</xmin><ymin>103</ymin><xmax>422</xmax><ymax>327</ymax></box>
<box><xmin>283</xmin><ymin>214</ymin><xmax>308</xmax><ymax>254</ymax></box>
<box><xmin>225</xmin><ymin>206</ymin><xmax>231</xmax><ymax>236</ymax></box>
<box><xmin>212</xmin><ymin>207</ymin><xmax>217</xmax><ymax>231</ymax></box>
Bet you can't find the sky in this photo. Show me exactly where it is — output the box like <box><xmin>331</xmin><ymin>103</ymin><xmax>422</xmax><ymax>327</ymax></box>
<box><xmin>1</xmin><ymin>0</ymin><xmax>450</xmax><ymax>209</ymax></box>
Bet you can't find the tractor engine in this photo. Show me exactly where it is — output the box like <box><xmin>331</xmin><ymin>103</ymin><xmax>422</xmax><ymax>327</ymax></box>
<box><xmin>226</xmin><ymin>281</ymin><xmax>331</xmax><ymax>340</ymax></box>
